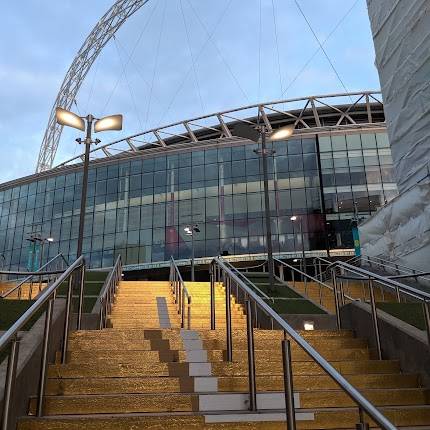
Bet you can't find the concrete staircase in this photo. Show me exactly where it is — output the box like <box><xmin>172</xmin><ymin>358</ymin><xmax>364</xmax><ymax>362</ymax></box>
<box><xmin>17</xmin><ymin>280</ymin><xmax>430</xmax><ymax>429</ymax></box>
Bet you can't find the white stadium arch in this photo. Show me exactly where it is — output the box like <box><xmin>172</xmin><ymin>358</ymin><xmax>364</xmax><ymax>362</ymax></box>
<box><xmin>36</xmin><ymin>0</ymin><xmax>150</xmax><ymax>173</ymax></box>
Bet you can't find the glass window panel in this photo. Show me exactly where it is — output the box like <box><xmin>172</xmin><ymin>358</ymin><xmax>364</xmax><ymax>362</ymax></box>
<box><xmin>97</xmin><ymin>167</ymin><xmax>107</xmax><ymax>180</ymax></box>
<box><xmin>346</xmin><ymin>134</ymin><xmax>361</xmax><ymax>150</ymax></box>
<box><xmin>331</xmin><ymin>135</ymin><xmax>347</xmax><ymax>151</ymax></box>
<box><xmin>140</xmin><ymin>229</ymin><xmax>152</xmax><ymax>245</ymax></box>
<box><xmin>379</xmin><ymin>155</ymin><xmax>393</xmax><ymax>165</ymax></box>
<box><xmin>192</xmin><ymin>151</ymin><xmax>204</xmax><ymax>165</ymax></box>
<box><xmin>205</xmin><ymin>149</ymin><xmax>218</xmax><ymax>164</ymax></box>
<box><xmin>142</xmin><ymin>158</ymin><xmax>154</xmax><ymax>172</ymax></box>
<box><xmin>192</xmin><ymin>165</ymin><xmax>205</xmax><ymax>182</ymax></box>
<box><xmin>231</xmin><ymin>145</ymin><xmax>245</xmax><ymax>160</ymax></box>
<box><xmin>107</xmin><ymin>164</ymin><xmax>119</xmax><ymax>178</ymax></box>
<box><xmin>96</xmin><ymin>180</ymin><xmax>106</xmax><ymax>196</ymax></box>
<box><xmin>302</xmin><ymin>138</ymin><xmax>316</xmax><ymax>153</ymax></box>
<box><xmin>247</xmin><ymin>193</ymin><xmax>263</xmax><ymax>217</ymax></box>
<box><xmin>376</xmin><ymin>133</ymin><xmax>390</xmax><ymax>148</ymax></box>
<box><xmin>206</xmin><ymin>197</ymin><xmax>219</xmax><ymax>221</ymax></box>
<box><xmin>276</xmin><ymin>155</ymin><xmax>288</xmax><ymax>172</ymax></box>
<box><xmin>154</xmin><ymin>156</ymin><xmax>166</xmax><ymax>171</ymax></box>
<box><xmin>366</xmin><ymin>166</ymin><xmax>382</xmax><ymax>183</ymax></box>
<box><xmin>288</xmin><ymin>155</ymin><xmax>303</xmax><ymax>171</ymax></box>
<box><xmin>231</xmin><ymin>161</ymin><xmax>246</xmax><ymax>177</ymax></box>
<box><xmin>361</xmin><ymin>133</ymin><xmax>377</xmax><ymax>149</ymax></box>
<box><xmin>349</xmin><ymin>167</ymin><xmax>367</xmax><ymax>185</ymax></box>
<box><xmin>179</xmin><ymin>152</ymin><xmax>191</xmax><ymax>167</ymax></box>
<box><xmin>287</xmin><ymin>139</ymin><xmax>301</xmax><ymax>155</ymax></box>
<box><xmin>218</xmin><ymin>147</ymin><xmax>231</xmax><ymax>162</ymax></box>
<box><xmin>303</xmin><ymin>153</ymin><xmax>317</xmax><ymax>171</ymax></box>
<box><xmin>205</xmin><ymin>164</ymin><xmax>218</xmax><ymax>181</ymax></box>
<box><xmin>319</xmin><ymin>136</ymin><xmax>331</xmax><ymax>152</ymax></box>
<box><xmin>153</xmin><ymin>204</ymin><xmax>165</xmax><ymax>228</ymax></box>
<box><xmin>335</xmin><ymin>168</ymin><xmax>351</xmax><ymax>186</ymax></box>
<box><xmin>179</xmin><ymin>167</ymin><xmax>191</xmax><ymax>183</ymax></box>
<box><xmin>244</xmin><ymin>143</ymin><xmax>259</xmax><ymax>158</ymax></box>
<box><xmin>131</xmin><ymin>159</ymin><xmax>142</xmax><ymax>174</ymax></box>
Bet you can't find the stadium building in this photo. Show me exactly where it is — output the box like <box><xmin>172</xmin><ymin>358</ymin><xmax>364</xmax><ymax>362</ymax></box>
<box><xmin>0</xmin><ymin>92</ymin><xmax>396</xmax><ymax>271</ymax></box>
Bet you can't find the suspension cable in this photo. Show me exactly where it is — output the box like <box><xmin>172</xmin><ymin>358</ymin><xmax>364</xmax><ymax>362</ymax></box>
<box><xmin>281</xmin><ymin>0</ymin><xmax>359</xmax><ymax>98</ymax></box>
<box><xmin>186</xmin><ymin>0</ymin><xmax>250</xmax><ymax>105</ymax></box>
<box><xmin>271</xmin><ymin>0</ymin><xmax>285</xmax><ymax>98</ymax></box>
<box><xmin>179</xmin><ymin>0</ymin><xmax>205</xmax><ymax>112</ymax></box>
<box><xmin>258</xmin><ymin>0</ymin><xmax>262</xmax><ymax>100</ymax></box>
<box><xmin>157</xmin><ymin>0</ymin><xmax>235</xmax><ymax>126</ymax></box>
<box><xmin>293</xmin><ymin>0</ymin><xmax>351</xmax><ymax>97</ymax></box>
<box><xmin>145</xmin><ymin>0</ymin><xmax>167</xmax><ymax>128</ymax></box>
<box><xmin>113</xmin><ymin>35</ymin><xmax>144</xmax><ymax>131</ymax></box>
<box><xmin>102</xmin><ymin>0</ymin><xmax>159</xmax><ymax>115</ymax></box>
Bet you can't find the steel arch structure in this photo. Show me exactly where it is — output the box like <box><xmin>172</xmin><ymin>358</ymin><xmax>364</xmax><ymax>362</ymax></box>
<box><xmin>36</xmin><ymin>0</ymin><xmax>150</xmax><ymax>173</ymax></box>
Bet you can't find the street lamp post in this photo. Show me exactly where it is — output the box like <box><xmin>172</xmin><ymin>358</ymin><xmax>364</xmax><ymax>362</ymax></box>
<box><xmin>184</xmin><ymin>225</ymin><xmax>200</xmax><ymax>281</ymax></box>
<box><xmin>233</xmin><ymin>120</ymin><xmax>295</xmax><ymax>292</ymax></box>
<box><xmin>55</xmin><ymin>108</ymin><xmax>123</xmax><ymax>259</ymax></box>
<box><xmin>291</xmin><ymin>215</ymin><xmax>306</xmax><ymax>278</ymax></box>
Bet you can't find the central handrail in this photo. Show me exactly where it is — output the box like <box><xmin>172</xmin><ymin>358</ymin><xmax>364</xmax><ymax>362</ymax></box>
<box><xmin>0</xmin><ymin>255</ymin><xmax>86</xmax><ymax>426</ymax></box>
<box><xmin>212</xmin><ymin>256</ymin><xmax>396</xmax><ymax>430</ymax></box>
<box><xmin>169</xmin><ymin>256</ymin><xmax>191</xmax><ymax>329</ymax></box>
<box><xmin>223</xmin><ymin>259</ymin><xmax>272</xmax><ymax>302</ymax></box>
<box><xmin>98</xmin><ymin>255</ymin><xmax>123</xmax><ymax>329</ymax></box>
<box><xmin>0</xmin><ymin>253</ymin><xmax>69</xmax><ymax>299</ymax></box>
<box><xmin>361</xmin><ymin>255</ymin><xmax>430</xmax><ymax>282</ymax></box>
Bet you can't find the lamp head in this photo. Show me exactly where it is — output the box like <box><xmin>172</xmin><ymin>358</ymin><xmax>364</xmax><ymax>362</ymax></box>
<box><xmin>94</xmin><ymin>114</ymin><xmax>123</xmax><ymax>133</ymax></box>
<box><xmin>290</xmin><ymin>215</ymin><xmax>297</xmax><ymax>221</ymax></box>
<box><xmin>269</xmin><ymin>124</ymin><xmax>295</xmax><ymax>141</ymax></box>
<box><xmin>55</xmin><ymin>107</ymin><xmax>85</xmax><ymax>131</ymax></box>
<box><xmin>46</xmin><ymin>237</ymin><xmax>54</xmax><ymax>242</ymax></box>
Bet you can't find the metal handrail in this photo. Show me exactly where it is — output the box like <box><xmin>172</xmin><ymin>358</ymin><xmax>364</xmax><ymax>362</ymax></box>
<box><xmin>169</xmin><ymin>256</ymin><xmax>191</xmax><ymax>329</ymax></box>
<box><xmin>98</xmin><ymin>255</ymin><xmax>122</xmax><ymax>329</ymax></box>
<box><xmin>223</xmin><ymin>260</ymin><xmax>272</xmax><ymax>302</ymax></box>
<box><xmin>274</xmin><ymin>258</ymin><xmax>354</xmax><ymax>328</ymax></box>
<box><xmin>325</xmin><ymin>260</ymin><xmax>430</xmax><ymax>356</ymax></box>
<box><xmin>0</xmin><ymin>256</ymin><xmax>85</xmax><ymax>428</ymax></box>
<box><xmin>212</xmin><ymin>256</ymin><xmax>396</xmax><ymax>430</ymax></box>
<box><xmin>361</xmin><ymin>255</ymin><xmax>430</xmax><ymax>282</ymax></box>
<box><xmin>0</xmin><ymin>253</ymin><xmax>69</xmax><ymax>299</ymax></box>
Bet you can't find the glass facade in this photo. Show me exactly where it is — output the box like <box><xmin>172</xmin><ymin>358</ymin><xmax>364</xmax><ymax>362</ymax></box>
<box><xmin>0</xmin><ymin>130</ymin><xmax>397</xmax><ymax>270</ymax></box>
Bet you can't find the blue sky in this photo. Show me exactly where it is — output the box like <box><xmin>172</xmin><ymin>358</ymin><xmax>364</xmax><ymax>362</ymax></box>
<box><xmin>0</xmin><ymin>0</ymin><xmax>380</xmax><ymax>183</ymax></box>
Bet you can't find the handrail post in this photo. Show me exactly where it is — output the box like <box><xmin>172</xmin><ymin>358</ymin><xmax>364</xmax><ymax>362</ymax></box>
<box><xmin>99</xmin><ymin>298</ymin><xmax>104</xmax><ymax>329</ymax></box>
<box><xmin>331</xmin><ymin>269</ymin><xmax>341</xmax><ymax>329</ymax></box>
<box><xmin>61</xmin><ymin>273</ymin><xmax>74</xmax><ymax>364</ymax></box>
<box><xmin>210</xmin><ymin>263</ymin><xmax>216</xmax><ymax>330</ymax></box>
<box><xmin>181</xmin><ymin>288</ymin><xmax>185</xmax><ymax>329</ymax></box>
<box><xmin>279</xmin><ymin>264</ymin><xmax>284</xmax><ymax>282</ymax></box>
<box><xmin>1</xmin><ymin>336</ymin><xmax>20</xmax><ymax>430</ymax></box>
<box><xmin>282</xmin><ymin>338</ymin><xmax>296</xmax><ymax>430</ymax></box>
<box><xmin>423</xmin><ymin>300</ymin><xmax>430</xmax><ymax>347</ymax></box>
<box><xmin>77</xmin><ymin>263</ymin><xmax>85</xmax><ymax>330</ymax></box>
<box><xmin>368</xmin><ymin>279</ymin><xmax>382</xmax><ymax>360</ymax></box>
<box><xmin>245</xmin><ymin>300</ymin><xmax>257</xmax><ymax>411</ymax></box>
<box><xmin>187</xmin><ymin>296</ymin><xmax>192</xmax><ymax>330</ymax></box>
<box><xmin>36</xmin><ymin>297</ymin><xmax>54</xmax><ymax>417</ymax></box>
<box><xmin>225</xmin><ymin>276</ymin><xmax>233</xmax><ymax>362</ymax></box>
<box><xmin>357</xmin><ymin>408</ymin><xmax>370</xmax><ymax>429</ymax></box>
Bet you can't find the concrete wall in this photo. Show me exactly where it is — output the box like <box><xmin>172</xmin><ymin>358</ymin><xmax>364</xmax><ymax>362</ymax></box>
<box><xmin>341</xmin><ymin>301</ymin><xmax>430</xmax><ymax>386</ymax></box>
<box><xmin>0</xmin><ymin>300</ymin><xmax>66</xmax><ymax>430</ymax></box>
